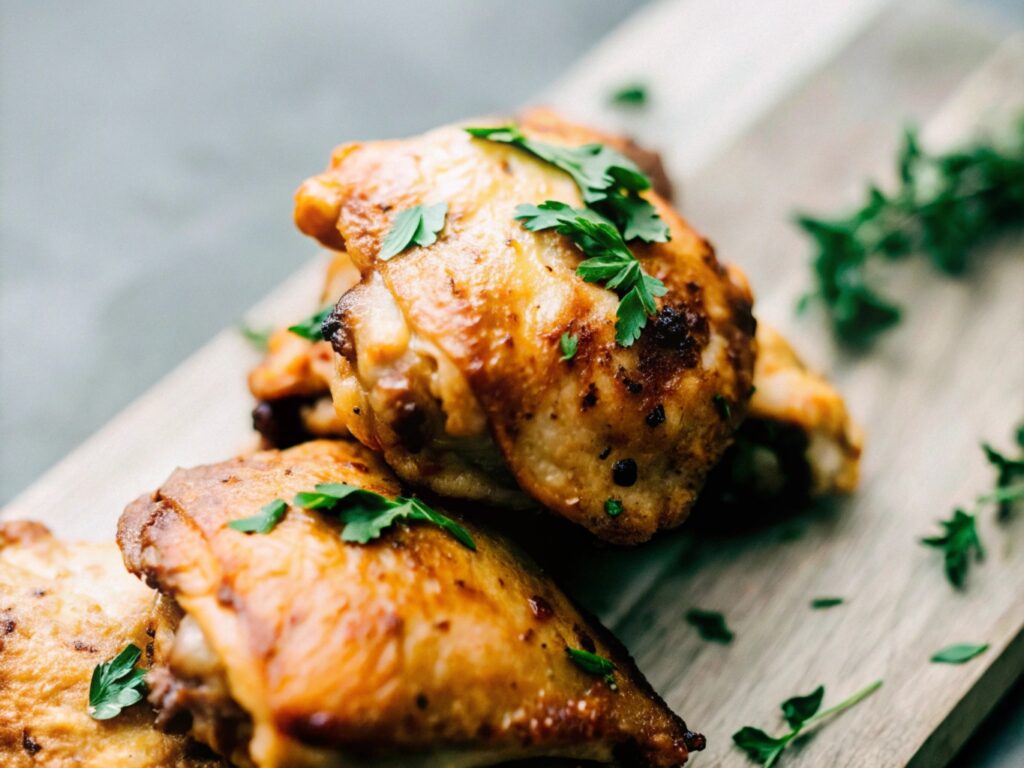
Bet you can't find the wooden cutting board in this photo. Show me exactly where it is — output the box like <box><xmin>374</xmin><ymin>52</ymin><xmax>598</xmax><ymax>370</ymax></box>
<box><xmin>3</xmin><ymin>1</ymin><xmax>1022</xmax><ymax>765</ymax></box>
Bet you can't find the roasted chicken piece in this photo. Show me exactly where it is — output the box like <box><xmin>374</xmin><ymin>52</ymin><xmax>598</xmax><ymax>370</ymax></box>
<box><xmin>697</xmin><ymin>324</ymin><xmax>863</xmax><ymax>516</ymax></box>
<box><xmin>118</xmin><ymin>440</ymin><xmax>705</xmax><ymax>767</ymax></box>
<box><xmin>293</xmin><ymin>112</ymin><xmax>758</xmax><ymax>544</ymax></box>
<box><xmin>248</xmin><ymin>249</ymin><xmax>361</xmax><ymax>445</ymax></box>
<box><xmin>0</xmin><ymin>521</ymin><xmax>221</xmax><ymax>767</ymax></box>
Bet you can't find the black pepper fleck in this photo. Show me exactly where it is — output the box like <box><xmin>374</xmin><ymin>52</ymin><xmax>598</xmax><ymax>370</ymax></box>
<box><xmin>645</xmin><ymin>404</ymin><xmax>665</xmax><ymax>427</ymax></box>
<box><xmin>612</xmin><ymin>459</ymin><xmax>638</xmax><ymax>487</ymax></box>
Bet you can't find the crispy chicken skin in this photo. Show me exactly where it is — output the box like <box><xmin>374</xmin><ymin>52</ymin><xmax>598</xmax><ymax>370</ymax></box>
<box><xmin>0</xmin><ymin>521</ymin><xmax>221</xmax><ymax>768</ymax></box>
<box><xmin>118</xmin><ymin>440</ymin><xmax>704</xmax><ymax>767</ymax></box>
<box><xmin>292</xmin><ymin>112</ymin><xmax>757</xmax><ymax>544</ymax></box>
<box><xmin>248</xmin><ymin>249</ymin><xmax>360</xmax><ymax>444</ymax></box>
<box><xmin>748</xmin><ymin>325</ymin><xmax>862</xmax><ymax>494</ymax></box>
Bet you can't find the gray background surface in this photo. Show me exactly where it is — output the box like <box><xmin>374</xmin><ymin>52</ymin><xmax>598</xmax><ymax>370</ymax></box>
<box><xmin>0</xmin><ymin>1</ymin><xmax>1019</xmax><ymax>765</ymax></box>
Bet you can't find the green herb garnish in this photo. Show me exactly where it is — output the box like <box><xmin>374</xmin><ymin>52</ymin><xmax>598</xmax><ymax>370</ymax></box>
<box><xmin>239</xmin><ymin>324</ymin><xmax>272</xmax><ymax>351</ymax></box>
<box><xmin>797</xmin><ymin>118</ymin><xmax>1024</xmax><ymax>347</ymax></box>
<box><xmin>931</xmin><ymin>643</ymin><xmax>989</xmax><ymax>664</ymax></box>
<box><xmin>810</xmin><ymin>597</ymin><xmax>844</xmax><ymax>610</ymax></box>
<box><xmin>466</xmin><ymin>124</ymin><xmax>669</xmax><ymax>243</ymax></box>
<box><xmin>733</xmin><ymin>679</ymin><xmax>882</xmax><ymax>767</ymax></box>
<box><xmin>516</xmin><ymin>201</ymin><xmax>666</xmax><ymax>345</ymax></box>
<box><xmin>228</xmin><ymin>499</ymin><xmax>288</xmax><ymax>534</ymax></box>
<box><xmin>566</xmin><ymin>647</ymin><xmax>617</xmax><ymax>689</ymax></box>
<box><xmin>920</xmin><ymin>509</ymin><xmax>984</xmax><ymax>588</ymax></box>
<box><xmin>981</xmin><ymin>427</ymin><xmax>1024</xmax><ymax>520</ymax></box>
<box><xmin>604</xmin><ymin>498</ymin><xmax>624</xmax><ymax>517</ymax></box>
<box><xmin>559</xmin><ymin>332</ymin><xmax>579</xmax><ymax>361</ymax></box>
<box><xmin>292</xmin><ymin>483</ymin><xmax>475</xmax><ymax>549</ymax></box>
<box><xmin>88</xmin><ymin>644</ymin><xmax>147</xmax><ymax>721</ymax></box>
<box><xmin>610</xmin><ymin>83</ymin><xmax>648</xmax><ymax>108</ymax></box>
<box><xmin>378</xmin><ymin>202</ymin><xmax>448</xmax><ymax>261</ymax></box>
<box><xmin>685</xmin><ymin>608</ymin><xmax>734</xmax><ymax>644</ymax></box>
<box><xmin>288</xmin><ymin>307</ymin><xmax>332</xmax><ymax>341</ymax></box>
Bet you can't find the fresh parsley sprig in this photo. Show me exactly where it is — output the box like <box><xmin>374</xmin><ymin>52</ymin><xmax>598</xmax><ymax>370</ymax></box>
<box><xmin>288</xmin><ymin>307</ymin><xmax>332</xmax><ymax>341</ymax></box>
<box><xmin>798</xmin><ymin>117</ymin><xmax>1024</xmax><ymax>347</ymax></box>
<box><xmin>980</xmin><ymin>426</ymin><xmax>1024</xmax><ymax>520</ymax></box>
<box><xmin>566</xmin><ymin>647</ymin><xmax>618</xmax><ymax>690</ymax></box>
<box><xmin>88</xmin><ymin>644</ymin><xmax>147</xmax><ymax>721</ymax></box>
<box><xmin>292</xmin><ymin>482</ymin><xmax>475</xmax><ymax>549</ymax></box>
<box><xmin>920</xmin><ymin>509</ymin><xmax>984</xmax><ymax>589</ymax></box>
<box><xmin>379</xmin><ymin>202</ymin><xmax>448</xmax><ymax>261</ymax></box>
<box><xmin>239</xmin><ymin>324</ymin><xmax>272</xmax><ymax>351</ymax></box>
<box><xmin>733</xmin><ymin>680</ymin><xmax>882</xmax><ymax>767</ymax></box>
<box><xmin>559</xmin><ymin>332</ymin><xmax>578</xmax><ymax>361</ymax></box>
<box><xmin>229</xmin><ymin>499</ymin><xmax>288</xmax><ymax>534</ymax></box>
<box><xmin>611</xmin><ymin>83</ymin><xmax>648</xmax><ymax>108</ymax></box>
<box><xmin>465</xmin><ymin>125</ymin><xmax>669</xmax><ymax>243</ymax></box>
<box><xmin>685</xmin><ymin>608</ymin><xmax>734</xmax><ymax>644</ymax></box>
<box><xmin>931</xmin><ymin>643</ymin><xmax>988</xmax><ymax>664</ymax></box>
<box><xmin>515</xmin><ymin>201</ymin><xmax>667</xmax><ymax>345</ymax></box>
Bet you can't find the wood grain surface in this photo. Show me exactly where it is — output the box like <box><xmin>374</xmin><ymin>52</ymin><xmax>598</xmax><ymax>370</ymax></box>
<box><xmin>3</xmin><ymin>1</ymin><xmax>1022</xmax><ymax>766</ymax></box>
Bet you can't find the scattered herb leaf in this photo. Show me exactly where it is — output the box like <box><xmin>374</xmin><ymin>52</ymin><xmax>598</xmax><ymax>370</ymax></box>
<box><xmin>733</xmin><ymin>679</ymin><xmax>882</xmax><ymax>767</ymax></box>
<box><xmin>559</xmin><ymin>332</ymin><xmax>579</xmax><ymax>361</ymax></box>
<box><xmin>239</xmin><ymin>324</ymin><xmax>271</xmax><ymax>351</ymax></box>
<box><xmin>685</xmin><ymin>608</ymin><xmax>734</xmax><ymax>644</ymax></box>
<box><xmin>604</xmin><ymin>498</ymin><xmax>624</xmax><ymax>517</ymax></box>
<box><xmin>781</xmin><ymin>686</ymin><xmax>824</xmax><ymax>729</ymax></box>
<box><xmin>611</xmin><ymin>83</ymin><xmax>648</xmax><ymax>108</ymax></box>
<box><xmin>288</xmin><ymin>307</ymin><xmax>332</xmax><ymax>341</ymax></box>
<box><xmin>981</xmin><ymin>428</ymin><xmax>1024</xmax><ymax>520</ymax></box>
<box><xmin>228</xmin><ymin>499</ymin><xmax>288</xmax><ymax>534</ymax></box>
<box><xmin>465</xmin><ymin>124</ymin><xmax>669</xmax><ymax>243</ymax></box>
<box><xmin>920</xmin><ymin>509</ymin><xmax>984</xmax><ymax>588</ymax></box>
<box><xmin>567</xmin><ymin>647</ymin><xmax>618</xmax><ymax>689</ymax></box>
<box><xmin>930</xmin><ymin>643</ymin><xmax>989</xmax><ymax>664</ymax></box>
<box><xmin>810</xmin><ymin>597</ymin><xmax>844</xmax><ymax>610</ymax></box>
<box><xmin>797</xmin><ymin>118</ymin><xmax>1024</xmax><ymax>347</ymax></box>
<box><xmin>88</xmin><ymin>644</ymin><xmax>147</xmax><ymax>720</ymax></box>
<box><xmin>292</xmin><ymin>483</ymin><xmax>475</xmax><ymax>550</ymax></box>
<box><xmin>515</xmin><ymin>201</ymin><xmax>666</xmax><ymax>345</ymax></box>
<box><xmin>378</xmin><ymin>202</ymin><xmax>449</xmax><ymax>261</ymax></box>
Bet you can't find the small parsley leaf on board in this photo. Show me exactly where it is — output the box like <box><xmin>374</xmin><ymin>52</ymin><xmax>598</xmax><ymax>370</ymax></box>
<box><xmin>228</xmin><ymin>499</ymin><xmax>288</xmax><ymax>534</ymax></box>
<box><xmin>781</xmin><ymin>686</ymin><xmax>824</xmax><ymax>728</ymax></box>
<box><xmin>516</xmin><ymin>201</ymin><xmax>666</xmax><ymax>346</ymax></box>
<box><xmin>733</xmin><ymin>727</ymin><xmax>788</xmax><ymax>767</ymax></box>
<box><xmin>685</xmin><ymin>608</ymin><xmax>734</xmax><ymax>644</ymax></box>
<box><xmin>733</xmin><ymin>680</ymin><xmax>882</xmax><ymax>767</ymax></box>
<box><xmin>810</xmin><ymin>597</ymin><xmax>845</xmax><ymax>610</ymax></box>
<box><xmin>931</xmin><ymin>643</ymin><xmax>989</xmax><ymax>664</ymax></box>
<box><xmin>604</xmin><ymin>498</ymin><xmax>624</xmax><ymax>517</ymax></box>
<box><xmin>288</xmin><ymin>307</ymin><xmax>332</xmax><ymax>341</ymax></box>
<box><xmin>378</xmin><ymin>202</ymin><xmax>449</xmax><ymax>261</ymax></box>
<box><xmin>239</xmin><ymin>324</ymin><xmax>272</xmax><ymax>351</ymax></box>
<box><xmin>559</xmin><ymin>332</ymin><xmax>579</xmax><ymax>361</ymax></box>
<box><xmin>610</xmin><ymin>83</ymin><xmax>648</xmax><ymax>108</ymax></box>
<box><xmin>292</xmin><ymin>483</ymin><xmax>475</xmax><ymax>550</ymax></box>
<box><xmin>88</xmin><ymin>644</ymin><xmax>147</xmax><ymax>720</ymax></box>
<box><xmin>797</xmin><ymin>118</ymin><xmax>1024</xmax><ymax>347</ymax></box>
<box><xmin>980</xmin><ymin>429</ymin><xmax>1024</xmax><ymax>520</ymax></box>
<box><xmin>920</xmin><ymin>509</ymin><xmax>985</xmax><ymax>588</ymax></box>
<box><xmin>466</xmin><ymin>125</ymin><xmax>669</xmax><ymax>243</ymax></box>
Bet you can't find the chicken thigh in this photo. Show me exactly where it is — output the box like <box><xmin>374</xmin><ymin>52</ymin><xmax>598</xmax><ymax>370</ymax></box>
<box><xmin>293</xmin><ymin>112</ymin><xmax>758</xmax><ymax>544</ymax></box>
<box><xmin>118</xmin><ymin>440</ymin><xmax>705</xmax><ymax>768</ymax></box>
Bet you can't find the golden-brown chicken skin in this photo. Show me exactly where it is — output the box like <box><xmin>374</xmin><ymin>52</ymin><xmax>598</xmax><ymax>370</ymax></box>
<box><xmin>118</xmin><ymin>440</ymin><xmax>705</xmax><ymax>767</ymax></box>
<box><xmin>0</xmin><ymin>521</ymin><xmax>221</xmax><ymax>768</ymax></box>
<box><xmin>293</xmin><ymin>113</ymin><xmax>757</xmax><ymax>544</ymax></box>
<box><xmin>746</xmin><ymin>324</ymin><xmax>863</xmax><ymax>495</ymax></box>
